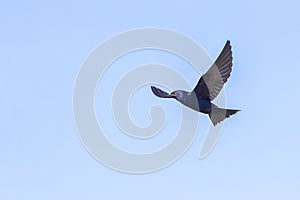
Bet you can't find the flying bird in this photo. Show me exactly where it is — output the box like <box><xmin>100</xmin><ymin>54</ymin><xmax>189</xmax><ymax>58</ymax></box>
<box><xmin>151</xmin><ymin>40</ymin><xmax>240</xmax><ymax>126</ymax></box>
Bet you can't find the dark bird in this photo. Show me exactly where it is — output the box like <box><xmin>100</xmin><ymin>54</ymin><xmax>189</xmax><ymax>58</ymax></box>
<box><xmin>151</xmin><ymin>40</ymin><xmax>240</xmax><ymax>126</ymax></box>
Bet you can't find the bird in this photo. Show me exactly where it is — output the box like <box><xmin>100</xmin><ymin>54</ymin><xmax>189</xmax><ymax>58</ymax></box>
<box><xmin>151</xmin><ymin>40</ymin><xmax>240</xmax><ymax>126</ymax></box>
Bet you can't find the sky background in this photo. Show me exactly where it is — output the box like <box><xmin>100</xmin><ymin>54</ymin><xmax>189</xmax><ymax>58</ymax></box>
<box><xmin>1</xmin><ymin>0</ymin><xmax>300</xmax><ymax>199</ymax></box>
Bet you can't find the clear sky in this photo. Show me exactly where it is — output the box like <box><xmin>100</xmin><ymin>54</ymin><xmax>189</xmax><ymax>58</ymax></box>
<box><xmin>1</xmin><ymin>0</ymin><xmax>300</xmax><ymax>199</ymax></box>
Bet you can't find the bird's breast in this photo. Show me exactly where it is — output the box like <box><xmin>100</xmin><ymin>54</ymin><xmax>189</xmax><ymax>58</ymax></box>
<box><xmin>177</xmin><ymin>94</ymin><xmax>212</xmax><ymax>114</ymax></box>
<box><xmin>177</xmin><ymin>93</ymin><xmax>199</xmax><ymax>112</ymax></box>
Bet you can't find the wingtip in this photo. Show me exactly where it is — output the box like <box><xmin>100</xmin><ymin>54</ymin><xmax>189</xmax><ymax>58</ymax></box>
<box><xmin>226</xmin><ymin>40</ymin><xmax>231</xmax><ymax>48</ymax></box>
<box><xmin>150</xmin><ymin>85</ymin><xmax>155</xmax><ymax>91</ymax></box>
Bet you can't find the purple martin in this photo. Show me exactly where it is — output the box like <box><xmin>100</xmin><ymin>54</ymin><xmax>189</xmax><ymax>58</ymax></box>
<box><xmin>151</xmin><ymin>40</ymin><xmax>240</xmax><ymax>126</ymax></box>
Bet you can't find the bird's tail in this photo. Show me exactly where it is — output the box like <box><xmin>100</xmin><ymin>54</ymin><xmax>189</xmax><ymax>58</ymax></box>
<box><xmin>209</xmin><ymin>108</ymin><xmax>240</xmax><ymax>126</ymax></box>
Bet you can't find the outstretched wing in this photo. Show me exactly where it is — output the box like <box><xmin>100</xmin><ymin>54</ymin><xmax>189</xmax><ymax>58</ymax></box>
<box><xmin>151</xmin><ymin>86</ymin><xmax>172</xmax><ymax>98</ymax></box>
<box><xmin>193</xmin><ymin>40</ymin><xmax>233</xmax><ymax>100</ymax></box>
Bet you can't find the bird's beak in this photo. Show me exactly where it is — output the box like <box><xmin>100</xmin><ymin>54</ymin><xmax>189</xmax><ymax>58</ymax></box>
<box><xmin>170</xmin><ymin>93</ymin><xmax>176</xmax><ymax>97</ymax></box>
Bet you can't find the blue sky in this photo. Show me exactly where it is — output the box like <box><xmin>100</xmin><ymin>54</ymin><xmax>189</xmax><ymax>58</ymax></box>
<box><xmin>1</xmin><ymin>0</ymin><xmax>300</xmax><ymax>199</ymax></box>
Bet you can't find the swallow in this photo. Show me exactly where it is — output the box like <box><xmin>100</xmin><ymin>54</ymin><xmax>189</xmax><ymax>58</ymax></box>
<box><xmin>151</xmin><ymin>40</ymin><xmax>240</xmax><ymax>126</ymax></box>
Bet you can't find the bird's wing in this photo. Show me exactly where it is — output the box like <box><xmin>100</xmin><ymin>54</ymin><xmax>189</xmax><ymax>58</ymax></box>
<box><xmin>193</xmin><ymin>40</ymin><xmax>233</xmax><ymax>100</ymax></box>
<box><xmin>151</xmin><ymin>86</ymin><xmax>172</xmax><ymax>98</ymax></box>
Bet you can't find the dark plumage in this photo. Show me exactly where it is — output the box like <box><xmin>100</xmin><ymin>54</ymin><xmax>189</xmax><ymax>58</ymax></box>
<box><xmin>151</xmin><ymin>40</ymin><xmax>240</xmax><ymax>126</ymax></box>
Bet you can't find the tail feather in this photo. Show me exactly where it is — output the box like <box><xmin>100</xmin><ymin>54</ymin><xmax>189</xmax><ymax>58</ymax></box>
<box><xmin>209</xmin><ymin>108</ymin><xmax>240</xmax><ymax>126</ymax></box>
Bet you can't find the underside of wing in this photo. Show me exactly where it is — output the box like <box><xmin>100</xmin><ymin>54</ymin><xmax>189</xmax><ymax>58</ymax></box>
<box><xmin>151</xmin><ymin>86</ymin><xmax>172</xmax><ymax>98</ymax></box>
<box><xmin>193</xmin><ymin>40</ymin><xmax>233</xmax><ymax>100</ymax></box>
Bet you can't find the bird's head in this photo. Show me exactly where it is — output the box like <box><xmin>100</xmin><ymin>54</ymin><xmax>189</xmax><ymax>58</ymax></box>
<box><xmin>170</xmin><ymin>90</ymin><xmax>187</xmax><ymax>101</ymax></box>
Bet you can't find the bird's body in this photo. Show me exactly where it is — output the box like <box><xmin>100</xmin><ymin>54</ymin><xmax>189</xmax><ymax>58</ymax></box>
<box><xmin>151</xmin><ymin>40</ymin><xmax>240</xmax><ymax>126</ymax></box>
<box><xmin>169</xmin><ymin>90</ymin><xmax>208</xmax><ymax>113</ymax></box>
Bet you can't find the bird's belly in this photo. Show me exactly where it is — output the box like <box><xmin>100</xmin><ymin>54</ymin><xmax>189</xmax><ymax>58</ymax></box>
<box><xmin>180</xmin><ymin>96</ymin><xmax>212</xmax><ymax>114</ymax></box>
